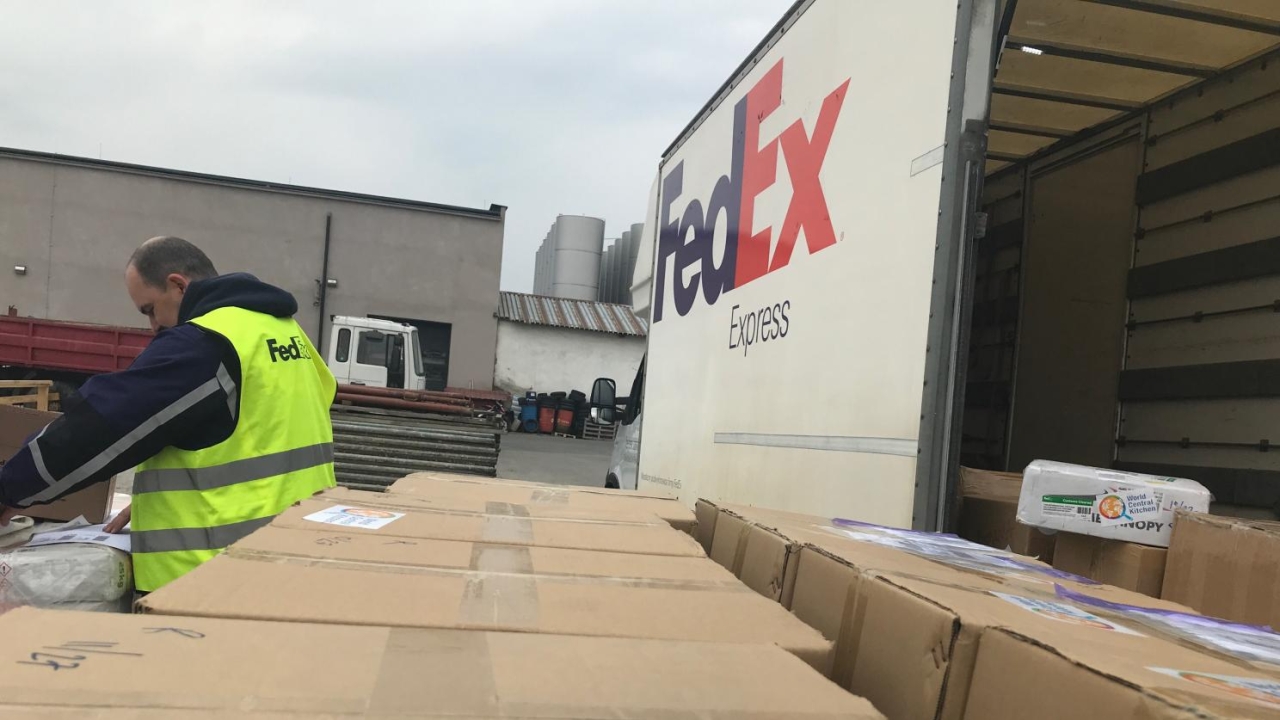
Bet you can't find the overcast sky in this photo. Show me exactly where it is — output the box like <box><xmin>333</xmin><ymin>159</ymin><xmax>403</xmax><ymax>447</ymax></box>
<box><xmin>0</xmin><ymin>0</ymin><xmax>792</xmax><ymax>292</ymax></box>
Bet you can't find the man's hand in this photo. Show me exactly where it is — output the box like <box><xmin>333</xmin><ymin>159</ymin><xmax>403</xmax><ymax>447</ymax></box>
<box><xmin>0</xmin><ymin>506</ymin><xmax>18</xmax><ymax>527</ymax></box>
<box><xmin>104</xmin><ymin>504</ymin><xmax>131</xmax><ymax>534</ymax></box>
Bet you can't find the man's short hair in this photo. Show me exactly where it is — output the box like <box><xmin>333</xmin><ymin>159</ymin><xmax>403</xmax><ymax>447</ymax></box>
<box><xmin>128</xmin><ymin>236</ymin><xmax>218</xmax><ymax>288</ymax></box>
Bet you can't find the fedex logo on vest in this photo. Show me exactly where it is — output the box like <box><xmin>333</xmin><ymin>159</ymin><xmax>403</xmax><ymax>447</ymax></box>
<box><xmin>653</xmin><ymin>58</ymin><xmax>850</xmax><ymax>359</ymax></box>
<box><xmin>265</xmin><ymin>336</ymin><xmax>312</xmax><ymax>363</ymax></box>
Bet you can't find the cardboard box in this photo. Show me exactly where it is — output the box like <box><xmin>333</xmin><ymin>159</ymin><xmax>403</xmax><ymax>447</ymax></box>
<box><xmin>389</xmin><ymin>471</ymin><xmax>696</xmax><ymax>534</ymax></box>
<box><xmin>278</xmin><ymin>496</ymin><xmax>704</xmax><ymax>557</ymax></box>
<box><xmin>790</xmin><ymin>545</ymin><xmax>863</xmax><ymax>688</ymax></box>
<box><xmin>0</xmin><ymin>607</ymin><xmax>884</xmax><ymax>719</ymax></box>
<box><xmin>139</xmin><ymin>558</ymin><xmax>835</xmax><ymax>673</ymax></box>
<box><xmin>759</xmin><ymin>511</ymin><xmax>1197</xmax><ymax>694</ymax></box>
<box><xmin>958</xmin><ymin>466</ymin><xmax>1023</xmax><ymax>502</ymax></box>
<box><xmin>1051</xmin><ymin>583</ymin><xmax>1280</xmax><ymax>675</ymax></box>
<box><xmin>957</xmin><ymin>467</ymin><xmax>1056</xmax><ymax>561</ymax></box>
<box><xmin>1052</xmin><ymin>531</ymin><xmax>1167</xmax><ymax>598</ymax></box>
<box><xmin>851</xmin><ymin>572</ymin><xmax>1278</xmax><ymax>720</ymax></box>
<box><xmin>694</xmin><ymin>498</ymin><xmax>718</xmax><ymax>552</ymax></box>
<box><xmin>395</xmin><ymin>469</ymin><xmax>680</xmax><ymax>500</ymax></box>
<box><xmin>708</xmin><ymin>502</ymin><xmax>872</xmax><ymax>608</ymax></box>
<box><xmin>1016</xmin><ymin>460</ymin><xmax>1212</xmax><ymax>546</ymax></box>
<box><xmin>0</xmin><ymin>405</ymin><xmax>114</xmax><ymax>523</ymax></box>
<box><xmin>321</xmin><ymin>486</ymin><xmax>664</xmax><ymax>524</ymax></box>
<box><xmin>139</xmin><ymin>519</ymin><xmax>834</xmax><ymax>672</ymax></box>
<box><xmin>1163</xmin><ymin>511</ymin><xmax>1280</xmax><ymax>628</ymax></box>
<box><xmin>704</xmin><ymin>505</ymin><xmax>800</xmax><ymax>605</ymax></box>
<box><xmin>231</xmin><ymin>524</ymin><xmax>737</xmax><ymax>586</ymax></box>
<box><xmin>965</xmin><ymin>613</ymin><xmax>1280</xmax><ymax>719</ymax></box>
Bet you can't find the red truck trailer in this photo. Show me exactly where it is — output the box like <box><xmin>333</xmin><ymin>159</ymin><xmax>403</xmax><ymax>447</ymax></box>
<box><xmin>0</xmin><ymin>310</ymin><xmax>152</xmax><ymax>406</ymax></box>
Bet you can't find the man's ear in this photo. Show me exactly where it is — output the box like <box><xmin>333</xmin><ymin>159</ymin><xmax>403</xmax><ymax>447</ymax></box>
<box><xmin>168</xmin><ymin>273</ymin><xmax>189</xmax><ymax>294</ymax></box>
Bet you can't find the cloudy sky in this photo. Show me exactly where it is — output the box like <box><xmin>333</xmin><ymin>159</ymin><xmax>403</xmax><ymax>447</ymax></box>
<box><xmin>0</xmin><ymin>0</ymin><xmax>792</xmax><ymax>291</ymax></box>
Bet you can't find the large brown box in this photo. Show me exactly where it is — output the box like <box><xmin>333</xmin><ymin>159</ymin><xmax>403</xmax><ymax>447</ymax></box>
<box><xmin>286</xmin><ymin>494</ymin><xmax>703</xmax><ymax>557</ymax></box>
<box><xmin>1052</xmin><ymin>531</ymin><xmax>1167</xmax><ymax>598</ymax></box>
<box><xmin>956</xmin><ymin>466</ymin><xmax>1055</xmax><ymax>561</ymax></box>
<box><xmin>138</xmin><ymin>502</ymin><xmax>833</xmax><ymax>672</ymax></box>
<box><xmin>699</xmin><ymin>500</ymin><xmax>1198</xmax><ymax>699</ymax></box>
<box><xmin>706</xmin><ymin>502</ymin><xmax>801</xmax><ymax>605</ymax></box>
<box><xmin>0</xmin><ymin>607</ymin><xmax>884</xmax><ymax>719</ymax></box>
<box><xmin>965</xmin><ymin>603</ymin><xmax>1280</xmax><ymax>719</ymax></box>
<box><xmin>1163</xmin><ymin>510</ymin><xmax>1280</xmax><ymax>628</ymax></box>
<box><xmin>389</xmin><ymin>472</ymin><xmax>696</xmax><ymax>534</ymax></box>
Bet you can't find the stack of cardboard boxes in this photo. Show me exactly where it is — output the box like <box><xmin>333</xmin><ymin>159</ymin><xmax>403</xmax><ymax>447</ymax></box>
<box><xmin>0</xmin><ymin>471</ymin><xmax>885</xmax><ymax>718</ymax></box>
<box><xmin>699</xmin><ymin>499</ymin><xmax>1280</xmax><ymax>719</ymax></box>
<box><xmin>2</xmin><ymin>449</ymin><xmax>1278</xmax><ymax>718</ymax></box>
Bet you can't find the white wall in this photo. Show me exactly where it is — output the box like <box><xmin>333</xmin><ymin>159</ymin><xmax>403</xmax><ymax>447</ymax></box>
<box><xmin>495</xmin><ymin>321</ymin><xmax>644</xmax><ymax>394</ymax></box>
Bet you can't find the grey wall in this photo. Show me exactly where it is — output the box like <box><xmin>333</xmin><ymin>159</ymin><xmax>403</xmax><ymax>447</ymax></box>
<box><xmin>0</xmin><ymin>152</ymin><xmax>505</xmax><ymax>388</ymax></box>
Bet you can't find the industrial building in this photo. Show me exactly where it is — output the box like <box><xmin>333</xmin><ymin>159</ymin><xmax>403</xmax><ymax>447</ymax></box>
<box><xmin>533</xmin><ymin>215</ymin><xmax>641</xmax><ymax>305</ymax></box>
<box><xmin>493</xmin><ymin>291</ymin><xmax>646</xmax><ymax>396</ymax></box>
<box><xmin>0</xmin><ymin>146</ymin><xmax>506</xmax><ymax>390</ymax></box>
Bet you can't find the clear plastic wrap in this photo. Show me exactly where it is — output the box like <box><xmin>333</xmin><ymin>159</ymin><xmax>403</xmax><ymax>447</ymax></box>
<box><xmin>0</xmin><ymin>543</ymin><xmax>132</xmax><ymax>613</ymax></box>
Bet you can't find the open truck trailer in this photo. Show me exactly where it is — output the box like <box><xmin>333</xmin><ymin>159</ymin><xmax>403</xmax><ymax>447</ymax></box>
<box><xmin>599</xmin><ymin>0</ymin><xmax>1280</xmax><ymax>530</ymax></box>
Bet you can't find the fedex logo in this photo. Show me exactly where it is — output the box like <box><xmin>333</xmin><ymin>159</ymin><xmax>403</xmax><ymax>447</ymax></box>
<box><xmin>654</xmin><ymin>60</ymin><xmax>850</xmax><ymax>323</ymax></box>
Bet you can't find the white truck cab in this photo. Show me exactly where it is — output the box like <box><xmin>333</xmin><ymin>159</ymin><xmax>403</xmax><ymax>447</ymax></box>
<box><xmin>326</xmin><ymin>315</ymin><xmax>427</xmax><ymax>390</ymax></box>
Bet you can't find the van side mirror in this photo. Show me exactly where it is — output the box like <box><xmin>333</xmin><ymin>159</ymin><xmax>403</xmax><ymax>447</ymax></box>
<box><xmin>590</xmin><ymin>377</ymin><xmax>617</xmax><ymax>424</ymax></box>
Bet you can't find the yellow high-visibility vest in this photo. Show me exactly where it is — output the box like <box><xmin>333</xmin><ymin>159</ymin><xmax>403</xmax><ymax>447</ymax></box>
<box><xmin>131</xmin><ymin>306</ymin><xmax>336</xmax><ymax>591</ymax></box>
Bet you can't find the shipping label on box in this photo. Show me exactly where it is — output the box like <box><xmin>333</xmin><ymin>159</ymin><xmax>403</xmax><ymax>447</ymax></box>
<box><xmin>1016</xmin><ymin>461</ymin><xmax>1211</xmax><ymax>546</ymax></box>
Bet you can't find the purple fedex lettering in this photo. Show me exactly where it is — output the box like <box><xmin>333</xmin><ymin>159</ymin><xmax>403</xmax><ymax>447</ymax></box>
<box><xmin>654</xmin><ymin>59</ymin><xmax>849</xmax><ymax>323</ymax></box>
<box><xmin>654</xmin><ymin>100</ymin><xmax>744</xmax><ymax>322</ymax></box>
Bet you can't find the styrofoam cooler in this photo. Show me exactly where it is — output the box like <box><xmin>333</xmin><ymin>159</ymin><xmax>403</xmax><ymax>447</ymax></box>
<box><xmin>1016</xmin><ymin>460</ymin><xmax>1212</xmax><ymax>547</ymax></box>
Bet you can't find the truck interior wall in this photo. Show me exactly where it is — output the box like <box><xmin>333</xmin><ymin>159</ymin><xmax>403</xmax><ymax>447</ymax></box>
<box><xmin>966</xmin><ymin>52</ymin><xmax>1280</xmax><ymax>517</ymax></box>
<box><xmin>1007</xmin><ymin>134</ymin><xmax>1140</xmax><ymax>471</ymax></box>
<box><xmin>963</xmin><ymin>169</ymin><xmax>1024</xmax><ymax>469</ymax></box>
<box><xmin>1116</xmin><ymin>56</ymin><xmax>1280</xmax><ymax>516</ymax></box>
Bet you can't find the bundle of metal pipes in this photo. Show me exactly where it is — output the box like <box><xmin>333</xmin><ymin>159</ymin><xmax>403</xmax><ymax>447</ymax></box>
<box><xmin>334</xmin><ymin>383</ymin><xmax>475</xmax><ymax>415</ymax></box>
<box><xmin>330</xmin><ymin>385</ymin><xmax>502</xmax><ymax>490</ymax></box>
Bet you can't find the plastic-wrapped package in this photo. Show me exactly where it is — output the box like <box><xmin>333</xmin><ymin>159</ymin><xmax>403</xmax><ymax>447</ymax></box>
<box><xmin>0</xmin><ymin>543</ymin><xmax>132</xmax><ymax>613</ymax></box>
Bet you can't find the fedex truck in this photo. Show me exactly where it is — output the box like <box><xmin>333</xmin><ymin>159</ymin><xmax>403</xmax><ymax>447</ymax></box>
<box><xmin>594</xmin><ymin>0</ymin><xmax>1280</xmax><ymax>530</ymax></box>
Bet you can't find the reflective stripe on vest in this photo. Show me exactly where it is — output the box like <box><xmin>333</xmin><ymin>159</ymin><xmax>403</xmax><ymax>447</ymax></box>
<box><xmin>133</xmin><ymin>515</ymin><xmax>274</xmax><ymax>553</ymax></box>
<box><xmin>132</xmin><ymin>306</ymin><xmax>336</xmax><ymax>592</ymax></box>
<box><xmin>133</xmin><ymin>442</ymin><xmax>334</xmax><ymax>495</ymax></box>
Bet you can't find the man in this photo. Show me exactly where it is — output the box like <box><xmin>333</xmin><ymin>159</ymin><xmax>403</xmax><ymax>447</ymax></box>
<box><xmin>0</xmin><ymin>236</ymin><xmax>336</xmax><ymax>591</ymax></box>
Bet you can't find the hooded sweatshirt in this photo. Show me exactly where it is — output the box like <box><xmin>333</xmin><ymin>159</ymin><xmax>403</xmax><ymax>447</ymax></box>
<box><xmin>0</xmin><ymin>273</ymin><xmax>308</xmax><ymax>509</ymax></box>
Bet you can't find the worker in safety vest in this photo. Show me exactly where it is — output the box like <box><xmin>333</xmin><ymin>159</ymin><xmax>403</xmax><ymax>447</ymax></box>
<box><xmin>0</xmin><ymin>236</ymin><xmax>336</xmax><ymax>591</ymax></box>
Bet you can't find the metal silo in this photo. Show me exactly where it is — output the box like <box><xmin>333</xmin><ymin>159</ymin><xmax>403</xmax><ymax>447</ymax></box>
<box><xmin>612</xmin><ymin>242</ymin><xmax>623</xmax><ymax>303</ymax></box>
<box><xmin>618</xmin><ymin>231</ymin><xmax>633</xmax><ymax>305</ymax></box>
<box><xmin>626</xmin><ymin>222</ymin><xmax>644</xmax><ymax>305</ymax></box>
<box><xmin>605</xmin><ymin>244</ymin><xmax>618</xmax><ymax>303</ymax></box>
<box><xmin>551</xmin><ymin>215</ymin><xmax>604</xmax><ymax>301</ymax></box>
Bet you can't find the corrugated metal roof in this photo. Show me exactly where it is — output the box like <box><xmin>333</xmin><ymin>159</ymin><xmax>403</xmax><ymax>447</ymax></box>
<box><xmin>497</xmin><ymin>292</ymin><xmax>647</xmax><ymax>337</ymax></box>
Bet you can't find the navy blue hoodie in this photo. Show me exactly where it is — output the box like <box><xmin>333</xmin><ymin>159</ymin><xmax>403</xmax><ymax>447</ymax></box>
<box><xmin>0</xmin><ymin>273</ymin><xmax>304</xmax><ymax>509</ymax></box>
